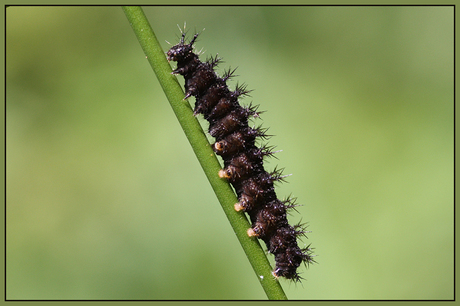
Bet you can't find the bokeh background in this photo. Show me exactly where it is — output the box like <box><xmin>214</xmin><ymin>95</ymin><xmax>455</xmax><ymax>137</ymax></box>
<box><xmin>6</xmin><ymin>6</ymin><xmax>453</xmax><ymax>300</ymax></box>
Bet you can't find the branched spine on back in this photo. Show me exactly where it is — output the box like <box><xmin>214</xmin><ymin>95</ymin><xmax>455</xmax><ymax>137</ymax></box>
<box><xmin>167</xmin><ymin>32</ymin><xmax>314</xmax><ymax>281</ymax></box>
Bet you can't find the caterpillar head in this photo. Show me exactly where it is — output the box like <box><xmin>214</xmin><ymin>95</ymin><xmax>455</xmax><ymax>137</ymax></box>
<box><xmin>167</xmin><ymin>33</ymin><xmax>198</xmax><ymax>62</ymax></box>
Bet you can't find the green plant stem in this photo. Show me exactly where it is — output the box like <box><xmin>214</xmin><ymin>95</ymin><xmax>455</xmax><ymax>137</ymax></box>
<box><xmin>122</xmin><ymin>6</ymin><xmax>287</xmax><ymax>300</ymax></box>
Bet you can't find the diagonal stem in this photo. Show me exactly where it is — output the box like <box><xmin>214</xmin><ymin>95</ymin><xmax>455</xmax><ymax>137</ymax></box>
<box><xmin>122</xmin><ymin>6</ymin><xmax>287</xmax><ymax>300</ymax></box>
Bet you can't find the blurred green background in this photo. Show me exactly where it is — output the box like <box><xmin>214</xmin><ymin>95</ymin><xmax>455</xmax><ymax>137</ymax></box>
<box><xmin>6</xmin><ymin>6</ymin><xmax>453</xmax><ymax>300</ymax></box>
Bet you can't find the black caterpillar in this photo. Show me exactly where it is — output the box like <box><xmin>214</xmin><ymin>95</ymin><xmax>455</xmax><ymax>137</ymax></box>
<box><xmin>167</xmin><ymin>31</ymin><xmax>314</xmax><ymax>281</ymax></box>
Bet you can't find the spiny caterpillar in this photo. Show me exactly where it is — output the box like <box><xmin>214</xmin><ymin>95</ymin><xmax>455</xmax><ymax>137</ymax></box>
<box><xmin>167</xmin><ymin>30</ymin><xmax>314</xmax><ymax>281</ymax></box>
